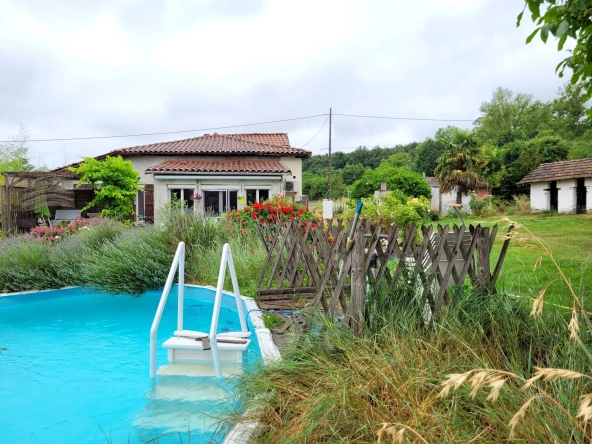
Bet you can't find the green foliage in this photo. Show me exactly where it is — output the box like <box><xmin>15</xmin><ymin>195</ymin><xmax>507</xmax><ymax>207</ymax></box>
<box><xmin>350</xmin><ymin>165</ymin><xmax>431</xmax><ymax>200</ymax></box>
<box><xmin>569</xmin><ymin>129</ymin><xmax>592</xmax><ymax>159</ymax></box>
<box><xmin>303</xmin><ymin>172</ymin><xmax>346</xmax><ymax>200</ymax></box>
<box><xmin>70</xmin><ymin>155</ymin><xmax>143</xmax><ymax>219</ymax></box>
<box><xmin>435</xmin><ymin>128</ymin><xmax>484</xmax><ymax>203</ymax></box>
<box><xmin>262</xmin><ymin>312</ymin><xmax>285</xmax><ymax>330</ymax></box>
<box><xmin>414</xmin><ymin>137</ymin><xmax>448</xmax><ymax>176</ymax></box>
<box><xmin>342</xmin><ymin>192</ymin><xmax>432</xmax><ymax>228</ymax></box>
<box><xmin>518</xmin><ymin>0</ymin><xmax>592</xmax><ymax>114</ymax></box>
<box><xmin>0</xmin><ymin>125</ymin><xmax>35</xmax><ymax>184</ymax></box>
<box><xmin>341</xmin><ymin>163</ymin><xmax>367</xmax><ymax>185</ymax></box>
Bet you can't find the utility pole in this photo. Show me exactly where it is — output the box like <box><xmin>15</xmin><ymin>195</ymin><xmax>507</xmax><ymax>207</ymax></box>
<box><xmin>328</xmin><ymin>107</ymin><xmax>332</xmax><ymax>200</ymax></box>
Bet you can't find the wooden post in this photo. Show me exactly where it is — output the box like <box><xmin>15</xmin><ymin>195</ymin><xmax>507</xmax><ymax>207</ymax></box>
<box><xmin>475</xmin><ymin>226</ymin><xmax>491</xmax><ymax>292</ymax></box>
<box><xmin>350</xmin><ymin>224</ymin><xmax>365</xmax><ymax>335</ymax></box>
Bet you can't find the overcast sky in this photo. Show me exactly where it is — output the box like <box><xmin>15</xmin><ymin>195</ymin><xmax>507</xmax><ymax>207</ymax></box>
<box><xmin>0</xmin><ymin>0</ymin><xmax>567</xmax><ymax>169</ymax></box>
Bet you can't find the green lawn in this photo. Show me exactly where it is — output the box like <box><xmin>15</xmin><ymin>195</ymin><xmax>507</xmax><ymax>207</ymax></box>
<box><xmin>437</xmin><ymin>212</ymin><xmax>592</xmax><ymax>308</ymax></box>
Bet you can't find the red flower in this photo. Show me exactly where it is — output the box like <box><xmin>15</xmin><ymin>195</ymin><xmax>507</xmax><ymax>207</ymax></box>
<box><xmin>235</xmin><ymin>213</ymin><xmax>240</xmax><ymax>218</ymax></box>
<box><xmin>311</xmin><ymin>223</ymin><xmax>317</xmax><ymax>228</ymax></box>
<box><xmin>297</xmin><ymin>209</ymin><xmax>304</xmax><ymax>217</ymax></box>
<box><xmin>241</xmin><ymin>230</ymin><xmax>247</xmax><ymax>235</ymax></box>
<box><xmin>251</xmin><ymin>212</ymin><xmax>258</xmax><ymax>218</ymax></box>
<box><xmin>244</xmin><ymin>207</ymin><xmax>250</xmax><ymax>212</ymax></box>
<box><xmin>289</xmin><ymin>215</ymin><xmax>294</xmax><ymax>220</ymax></box>
<box><xmin>328</xmin><ymin>237</ymin><xmax>334</xmax><ymax>243</ymax></box>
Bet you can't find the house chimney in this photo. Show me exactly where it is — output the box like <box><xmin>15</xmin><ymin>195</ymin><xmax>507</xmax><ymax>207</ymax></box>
<box><xmin>380</xmin><ymin>182</ymin><xmax>387</xmax><ymax>191</ymax></box>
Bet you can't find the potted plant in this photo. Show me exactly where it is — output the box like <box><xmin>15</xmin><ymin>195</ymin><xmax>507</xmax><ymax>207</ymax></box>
<box><xmin>194</xmin><ymin>192</ymin><xmax>202</xmax><ymax>200</ymax></box>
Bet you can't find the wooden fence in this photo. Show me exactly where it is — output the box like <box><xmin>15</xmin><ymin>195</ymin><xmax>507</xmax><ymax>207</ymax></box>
<box><xmin>255</xmin><ymin>219</ymin><xmax>513</xmax><ymax>334</ymax></box>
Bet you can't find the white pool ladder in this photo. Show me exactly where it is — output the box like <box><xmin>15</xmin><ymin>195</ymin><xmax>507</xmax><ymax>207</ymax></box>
<box><xmin>149</xmin><ymin>242</ymin><xmax>251</xmax><ymax>378</ymax></box>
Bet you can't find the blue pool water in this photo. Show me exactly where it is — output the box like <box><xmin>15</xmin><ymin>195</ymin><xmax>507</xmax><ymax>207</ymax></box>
<box><xmin>0</xmin><ymin>286</ymin><xmax>260</xmax><ymax>443</ymax></box>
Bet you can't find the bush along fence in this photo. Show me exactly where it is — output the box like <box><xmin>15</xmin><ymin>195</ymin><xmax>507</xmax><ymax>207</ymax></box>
<box><xmin>255</xmin><ymin>218</ymin><xmax>514</xmax><ymax>334</ymax></box>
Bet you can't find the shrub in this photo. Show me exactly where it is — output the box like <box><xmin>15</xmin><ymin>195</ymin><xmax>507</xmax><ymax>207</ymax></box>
<box><xmin>0</xmin><ymin>238</ymin><xmax>56</xmax><ymax>292</ymax></box>
<box><xmin>350</xmin><ymin>165</ymin><xmax>431</xmax><ymax>200</ymax></box>
<box><xmin>342</xmin><ymin>192</ymin><xmax>432</xmax><ymax>229</ymax></box>
<box><xmin>83</xmin><ymin>226</ymin><xmax>173</xmax><ymax>295</ymax></box>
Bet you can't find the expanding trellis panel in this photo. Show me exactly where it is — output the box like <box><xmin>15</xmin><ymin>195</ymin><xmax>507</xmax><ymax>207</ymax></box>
<box><xmin>255</xmin><ymin>218</ymin><xmax>514</xmax><ymax>333</ymax></box>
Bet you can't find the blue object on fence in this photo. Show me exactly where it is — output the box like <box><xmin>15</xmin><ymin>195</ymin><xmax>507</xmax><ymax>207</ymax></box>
<box><xmin>345</xmin><ymin>201</ymin><xmax>363</xmax><ymax>253</ymax></box>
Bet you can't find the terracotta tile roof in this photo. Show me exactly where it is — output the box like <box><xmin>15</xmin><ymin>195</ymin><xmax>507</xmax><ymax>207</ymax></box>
<box><xmin>225</xmin><ymin>133</ymin><xmax>290</xmax><ymax>146</ymax></box>
<box><xmin>115</xmin><ymin>133</ymin><xmax>309</xmax><ymax>158</ymax></box>
<box><xmin>146</xmin><ymin>160</ymin><xmax>291</xmax><ymax>174</ymax></box>
<box><xmin>518</xmin><ymin>158</ymin><xmax>592</xmax><ymax>184</ymax></box>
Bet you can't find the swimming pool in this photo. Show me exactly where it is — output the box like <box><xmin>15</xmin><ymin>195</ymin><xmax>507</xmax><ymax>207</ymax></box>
<box><xmin>0</xmin><ymin>285</ymin><xmax>261</xmax><ymax>443</ymax></box>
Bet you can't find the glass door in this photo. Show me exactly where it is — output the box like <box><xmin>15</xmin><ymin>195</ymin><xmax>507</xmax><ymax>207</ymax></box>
<box><xmin>203</xmin><ymin>190</ymin><xmax>238</xmax><ymax>215</ymax></box>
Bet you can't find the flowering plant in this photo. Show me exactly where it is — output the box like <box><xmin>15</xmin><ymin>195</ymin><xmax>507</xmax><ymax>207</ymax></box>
<box><xmin>28</xmin><ymin>217</ymin><xmax>102</xmax><ymax>242</ymax></box>
<box><xmin>194</xmin><ymin>192</ymin><xmax>202</xmax><ymax>200</ymax></box>
<box><xmin>225</xmin><ymin>195</ymin><xmax>320</xmax><ymax>234</ymax></box>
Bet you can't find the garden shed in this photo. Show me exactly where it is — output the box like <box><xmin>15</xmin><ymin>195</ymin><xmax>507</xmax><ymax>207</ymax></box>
<box><xmin>518</xmin><ymin>158</ymin><xmax>591</xmax><ymax>214</ymax></box>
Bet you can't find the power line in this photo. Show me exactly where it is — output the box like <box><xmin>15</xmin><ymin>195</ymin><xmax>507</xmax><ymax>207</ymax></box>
<box><xmin>333</xmin><ymin>113</ymin><xmax>475</xmax><ymax>122</ymax></box>
<box><xmin>0</xmin><ymin>114</ymin><xmax>328</xmax><ymax>143</ymax></box>
<box><xmin>299</xmin><ymin>115</ymin><xmax>330</xmax><ymax>148</ymax></box>
<box><xmin>0</xmin><ymin>112</ymin><xmax>477</xmax><ymax>143</ymax></box>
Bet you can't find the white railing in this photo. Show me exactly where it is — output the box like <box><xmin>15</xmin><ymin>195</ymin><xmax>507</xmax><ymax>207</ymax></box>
<box><xmin>150</xmin><ymin>242</ymin><xmax>185</xmax><ymax>378</ymax></box>
<box><xmin>210</xmin><ymin>243</ymin><xmax>249</xmax><ymax>378</ymax></box>
<box><xmin>149</xmin><ymin>242</ymin><xmax>250</xmax><ymax>379</ymax></box>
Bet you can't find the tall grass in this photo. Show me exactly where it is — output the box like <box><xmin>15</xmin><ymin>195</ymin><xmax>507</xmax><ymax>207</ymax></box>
<box><xmin>234</xmin><ymin>288</ymin><xmax>586</xmax><ymax>442</ymax></box>
<box><xmin>0</xmin><ymin>210</ymin><xmax>267</xmax><ymax>297</ymax></box>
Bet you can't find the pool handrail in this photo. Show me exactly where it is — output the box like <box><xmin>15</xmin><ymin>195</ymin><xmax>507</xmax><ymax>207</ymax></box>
<box><xmin>149</xmin><ymin>241</ymin><xmax>185</xmax><ymax>378</ymax></box>
<box><xmin>210</xmin><ymin>243</ymin><xmax>249</xmax><ymax>378</ymax></box>
<box><xmin>149</xmin><ymin>242</ymin><xmax>250</xmax><ymax>379</ymax></box>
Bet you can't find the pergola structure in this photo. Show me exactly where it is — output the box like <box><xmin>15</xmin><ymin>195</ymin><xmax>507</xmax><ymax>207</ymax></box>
<box><xmin>0</xmin><ymin>170</ymin><xmax>97</xmax><ymax>233</ymax></box>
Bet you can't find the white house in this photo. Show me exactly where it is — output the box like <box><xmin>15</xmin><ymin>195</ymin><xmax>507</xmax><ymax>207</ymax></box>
<box><xmin>518</xmin><ymin>158</ymin><xmax>591</xmax><ymax>214</ymax></box>
<box><xmin>55</xmin><ymin>133</ymin><xmax>311</xmax><ymax>222</ymax></box>
<box><xmin>424</xmin><ymin>176</ymin><xmax>490</xmax><ymax>214</ymax></box>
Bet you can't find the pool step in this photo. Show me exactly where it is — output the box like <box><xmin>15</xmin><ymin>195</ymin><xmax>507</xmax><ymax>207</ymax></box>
<box><xmin>157</xmin><ymin>363</ymin><xmax>243</xmax><ymax>378</ymax></box>
<box><xmin>163</xmin><ymin>334</ymin><xmax>251</xmax><ymax>365</ymax></box>
<box><xmin>134</xmin><ymin>375</ymin><xmax>237</xmax><ymax>440</ymax></box>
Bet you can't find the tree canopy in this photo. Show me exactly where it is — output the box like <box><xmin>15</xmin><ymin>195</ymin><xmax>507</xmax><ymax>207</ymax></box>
<box><xmin>350</xmin><ymin>165</ymin><xmax>431</xmax><ymax>200</ymax></box>
<box><xmin>70</xmin><ymin>156</ymin><xmax>143</xmax><ymax>219</ymax></box>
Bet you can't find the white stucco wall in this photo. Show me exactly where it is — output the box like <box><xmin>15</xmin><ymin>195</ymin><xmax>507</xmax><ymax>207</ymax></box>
<box><xmin>529</xmin><ymin>182</ymin><xmax>549</xmax><ymax>212</ymax></box>
<box><xmin>279</xmin><ymin>156</ymin><xmax>303</xmax><ymax>196</ymax></box>
<box><xmin>557</xmin><ymin>179</ymin><xmax>576</xmax><ymax>213</ymax></box>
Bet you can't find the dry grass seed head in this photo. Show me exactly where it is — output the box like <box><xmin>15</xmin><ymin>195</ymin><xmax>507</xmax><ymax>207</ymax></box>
<box><xmin>485</xmin><ymin>377</ymin><xmax>507</xmax><ymax>402</ymax></box>
<box><xmin>438</xmin><ymin>371</ymin><xmax>474</xmax><ymax>398</ymax></box>
<box><xmin>577</xmin><ymin>394</ymin><xmax>592</xmax><ymax>424</ymax></box>
<box><xmin>524</xmin><ymin>367</ymin><xmax>587</xmax><ymax>391</ymax></box>
<box><xmin>508</xmin><ymin>396</ymin><xmax>538</xmax><ymax>439</ymax></box>
<box><xmin>468</xmin><ymin>371</ymin><xmax>490</xmax><ymax>399</ymax></box>
<box><xmin>568</xmin><ymin>306</ymin><xmax>580</xmax><ymax>341</ymax></box>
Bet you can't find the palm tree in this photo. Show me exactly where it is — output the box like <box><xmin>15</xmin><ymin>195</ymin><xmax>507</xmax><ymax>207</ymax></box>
<box><xmin>434</xmin><ymin>129</ymin><xmax>483</xmax><ymax>205</ymax></box>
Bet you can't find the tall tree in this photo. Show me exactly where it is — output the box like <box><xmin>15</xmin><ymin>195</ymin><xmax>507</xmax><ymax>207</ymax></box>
<box><xmin>551</xmin><ymin>83</ymin><xmax>591</xmax><ymax>139</ymax></box>
<box><xmin>434</xmin><ymin>129</ymin><xmax>483</xmax><ymax>204</ymax></box>
<box><xmin>474</xmin><ymin>87</ymin><xmax>552</xmax><ymax>146</ymax></box>
<box><xmin>415</xmin><ymin>136</ymin><xmax>448</xmax><ymax>176</ymax></box>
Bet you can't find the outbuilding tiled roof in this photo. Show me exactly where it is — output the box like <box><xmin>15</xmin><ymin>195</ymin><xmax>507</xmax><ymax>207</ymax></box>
<box><xmin>518</xmin><ymin>158</ymin><xmax>592</xmax><ymax>184</ymax></box>
<box><xmin>114</xmin><ymin>133</ymin><xmax>309</xmax><ymax>158</ymax></box>
<box><xmin>146</xmin><ymin>160</ymin><xmax>290</xmax><ymax>174</ymax></box>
